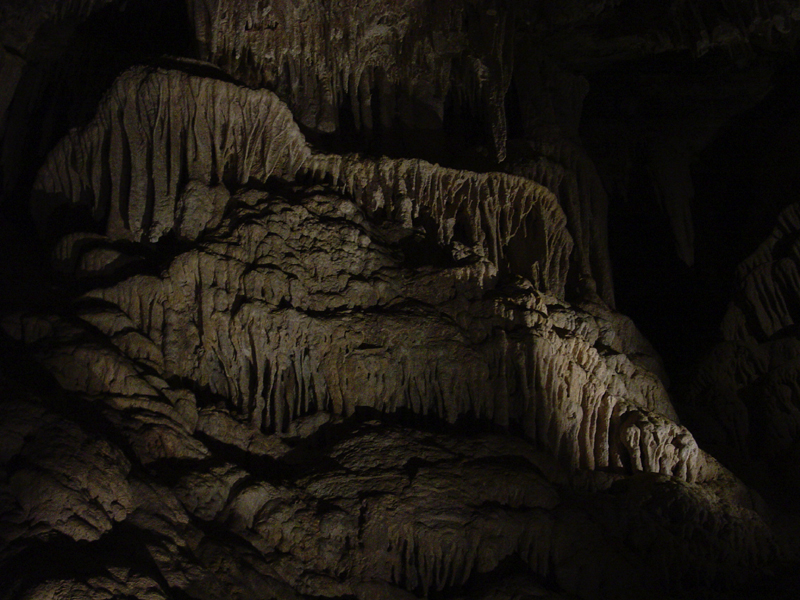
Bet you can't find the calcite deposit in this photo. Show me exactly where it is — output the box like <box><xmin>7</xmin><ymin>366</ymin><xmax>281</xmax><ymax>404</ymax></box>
<box><xmin>2</xmin><ymin>1</ymin><xmax>800</xmax><ymax>599</ymax></box>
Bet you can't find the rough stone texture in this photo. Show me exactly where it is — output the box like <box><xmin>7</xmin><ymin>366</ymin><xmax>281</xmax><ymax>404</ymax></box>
<box><xmin>3</xmin><ymin>1</ymin><xmax>800</xmax><ymax>599</ymax></box>
<box><xmin>722</xmin><ymin>202</ymin><xmax>800</xmax><ymax>346</ymax></box>
<box><xmin>185</xmin><ymin>0</ymin><xmax>512</xmax><ymax>159</ymax></box>
<box><xmin>0</xmin><ymin>371</ymin><xmax>779</xmax><ymax>600</ymax></box>
<box><xmin>32</xmin><ymin>67</ymin><xmax>572</xmax><ymax>297</ymax></box>
<box><xmin>686</xmin><ymin>203</ymin><xmax>800</xmax><ymax>528</ymax></box>
<box><xmin>0</xmin><ymin>63</ymin><xmax>781</xmax><ymax>598</ymax></box>
<box><xmin>508</xmin><ymin>138</ymin><xmax>613</xmax><ymax>307</ymax></box>
<box><xmin>22</xmin><ymin>169</ymin><xmax>703</xmax><ymax>480</ymax></box>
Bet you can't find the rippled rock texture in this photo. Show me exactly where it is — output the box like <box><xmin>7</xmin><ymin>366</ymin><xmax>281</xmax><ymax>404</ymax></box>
<box><xmin>3</xmin><ymin>1</ymin><xmax>800</xmax><ymax>599</ymax></box>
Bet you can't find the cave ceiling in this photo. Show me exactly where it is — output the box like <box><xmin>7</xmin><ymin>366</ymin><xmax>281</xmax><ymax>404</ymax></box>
<box><xmin>2</xmin><ymin>1</ymin><xmax>800</xmax><ymax>599</ymax></box>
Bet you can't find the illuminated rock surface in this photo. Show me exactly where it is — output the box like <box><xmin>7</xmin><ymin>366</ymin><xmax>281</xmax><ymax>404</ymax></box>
<box><xmin>2</xmin><ymin>1</ymin><xmax>800</xmax><ymax>599</ymax></box>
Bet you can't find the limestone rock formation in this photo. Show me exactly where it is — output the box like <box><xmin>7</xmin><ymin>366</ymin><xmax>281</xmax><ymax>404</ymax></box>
<box><xmin>32</xmin><ymin>67</ymin><xmax>571</xmax><ymax>297</ymax></box>
<box><xmin>686</xmin><ymin>203</ymin><xmax>800</xmax><ymax>527</ymax></box>
<box><xmin>2</xmin><ymin>60</ymin><xmax>783</xmax><ymax>599</ymax></box>
<box><xmin>185</xmin><ymin>0</ymin><xmax>513</xmax><ymax>159</ymax></box>
<box><xmin>2</xmin><ymin>1</ymin><xmax>800</xmax><ymax>599</ymax></box>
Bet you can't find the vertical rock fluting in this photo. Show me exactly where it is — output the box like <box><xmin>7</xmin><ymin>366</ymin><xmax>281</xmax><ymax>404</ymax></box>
<box><xmin>688</xmin><ymin>203</ymin><xmax>800</xmax><ymax>483</ymax></box>
<box><xmin>1</xmin><ymin>386</ymin><xmax>773</xmax><ymax>600</ymax></box>
<box><xmin>506</xmin><ymin>54</ymin><xmax>614</xmax><ymax>306</ymax></box>
<box><xmin>306</xmin><ymin>153</ymin><xmax>572</xmax><ymax>295</ymax></box>
<box><xmin>22</xmin><ymin>58</ymin><xmax>727</xmax><ymax>488</ymax></box>
<box><xmin>47</xmin><ymin>221</ymin><xmax>701</xmax><ymax>481</ymax></box>
<box><xmin>0</xmin><ymin>0</ymin><xmax>116</xmax><ymax>201</ymax></box>
<box><xmin>0</xmin><ymin>0</ymin><xmax>199</xmax><ymax>205</ymax></box>
<box><xmin>32</xmin><ymin>66</ymin><xmax>310</xmax><ymax>242</ymax></box>
<box><xmin>185</xmin><ymin>0</ymin><xmax>459</xmax><ymax>128</ymax></box>
<box><xmin>722</xmin><ymin>202</ymin><xmax>800</xmax><ymax>346</ymax></box>
<box><xmin>32</xmin><ymin>66</ymin><xmax>572</xmax><ymax>298</ymax></box>
<box><xmin>25</xmin><ymin>67</ymin><xmax>737</xmax><ymax>488</ymax></box>
<box><xmin>2</xmin><ymin>276</ymin><xmax>777</xmax><ymax>599</ymax></box>
<box><xmin>509</xmin><ymin>140</ymin><xmax>614</xmax><ymax>306</ymax></box>
<box><xmin>185</xmin><ymin>0</ymin><xmax>514</xmax><ymax>157</ymax></box>
<box><xmin>2</xmin><ymin>2</ymin><xmax>799</xmax><ymax>598</ymax></box>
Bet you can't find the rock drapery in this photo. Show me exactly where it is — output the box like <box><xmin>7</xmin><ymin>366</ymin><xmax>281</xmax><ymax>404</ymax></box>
<box><xmin>33</xmin><ymin>67</ymin><xmax>571</xmax><ymax>296</ymax></box>
<box><xmin>2</xmin><ymin>1</ymin><xmax>800</xmax><ymax>599</ymax></box>
<box><xmin>687</xmin><ymin>202</ymin><xmax>800</xmax><ymax>506</ymax></box>
<box><xmin>185</xmin><ymin>0</ymin><xmax>513</xmax><ymax>160</ymax></box>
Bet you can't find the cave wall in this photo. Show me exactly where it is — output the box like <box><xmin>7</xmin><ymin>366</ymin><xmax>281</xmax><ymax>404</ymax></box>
<box><xmin>2</xmin><ymin>1</ymin><xmax>800</xmax><ymax>599</ymax></box>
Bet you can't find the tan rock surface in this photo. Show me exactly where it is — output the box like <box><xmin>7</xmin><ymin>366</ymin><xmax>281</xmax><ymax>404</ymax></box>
<box><xmin>3</xmin><ymin>3</ymin><xmax>800</xmax><ymax>598</ymax></box>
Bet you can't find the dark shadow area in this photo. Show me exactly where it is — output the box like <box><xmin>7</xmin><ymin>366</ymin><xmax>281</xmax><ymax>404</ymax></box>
<box><xmin>585</xmin><ymin>50</ymin><xmax>800</xmax><ymax>386</ymax></box>
<box><xmin>1</xmin><ymin>0</ymin><xmax>197</xmax><ymax>222</ymax></box>
<box><xmin>1</xmin><ymin>0</ymin><xmax>198</xmax><ymax>314</ymax></box>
